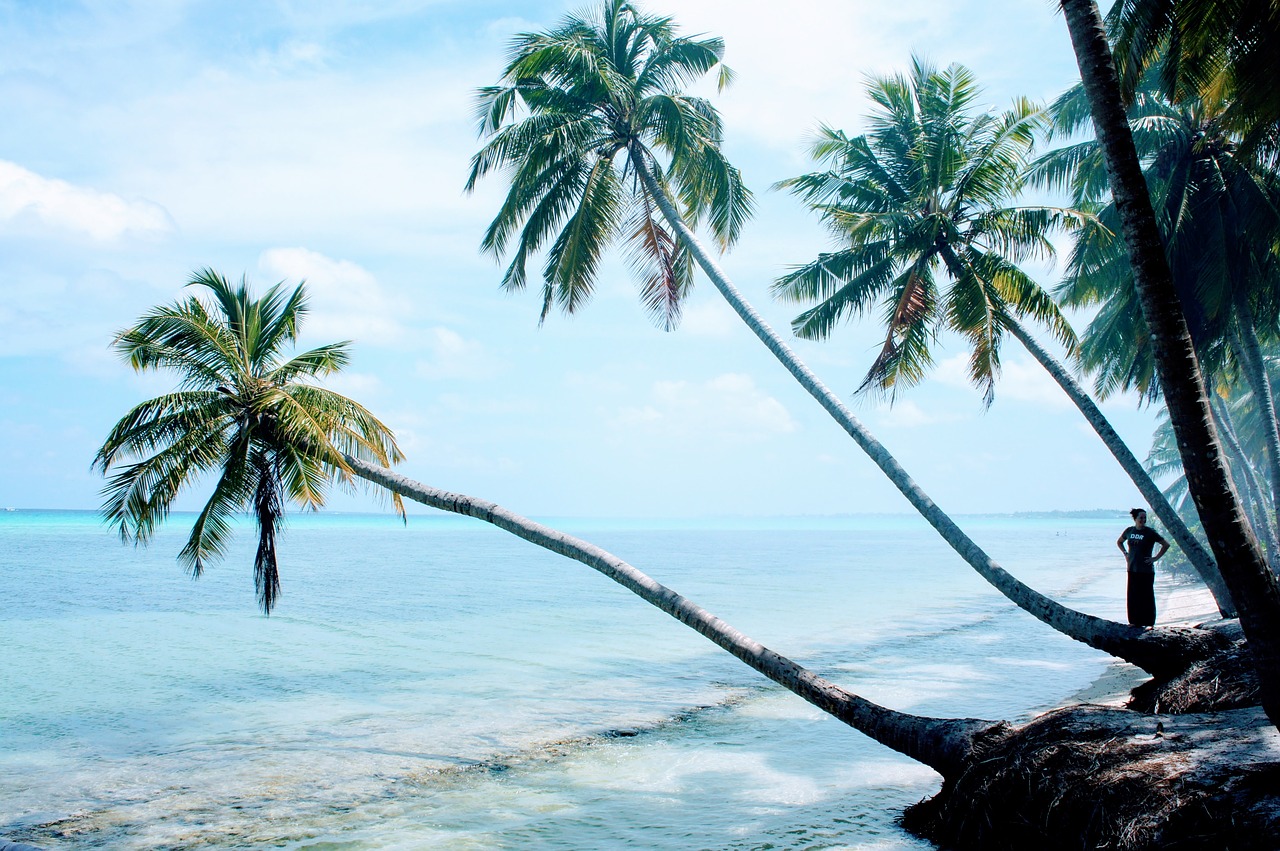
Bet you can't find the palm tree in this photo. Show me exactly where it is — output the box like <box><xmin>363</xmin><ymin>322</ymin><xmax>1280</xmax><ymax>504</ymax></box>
<box><xmin>93</xmin><ymin>269</ymin><xmax>405</xmax><ymax>614</ymax></box>
<box><xmin>773</xmin><ymin>59</ymin><xmax>1233</xmax><ymax>614</ymax></box>
<box><xmin>92</xmin><ymin>294</ymin><xmax>1272</xmax><ymax>846</ymax></box>
<box><xmin>99</xmin><ymin>277</ymin><xmax>1001</xmax><ymax>781</ymax></box>
<box><xmin>1040</xmin><ymin>73</ymin><xmax>1280</xmax><ymax>545</ymax></box>
<box><xmin>1057</xmin><ymin>0</ymin><xmax>1280</xmax><ymax>730</ymax></box>
<box><xmin>466</xmin><ymin>0</ymin><xmax>1229</xmax><ymax>678</ymax></box>
<box><xmin>1107</xmin><ymin>0</ymin><xmax>1280</xmax><ymax>156</ymax></box>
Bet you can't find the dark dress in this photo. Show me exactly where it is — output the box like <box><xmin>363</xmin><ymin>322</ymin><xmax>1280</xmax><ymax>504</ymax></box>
<box><xmin>1121</xmin><ymin>525</ymin><xmax>1166</xmax><ymax>626</ymax></box>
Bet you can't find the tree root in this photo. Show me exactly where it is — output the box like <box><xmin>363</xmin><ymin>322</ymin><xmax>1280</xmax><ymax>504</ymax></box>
<box><xmin>902</xmin><ymin>704</ymin><xmax>1280</xmax><ymax>850</ymax></box>
<box><xmin>1129</xmin><ymin>627</ymin><xmax>1261</xmax><ymax>714</ymax></box>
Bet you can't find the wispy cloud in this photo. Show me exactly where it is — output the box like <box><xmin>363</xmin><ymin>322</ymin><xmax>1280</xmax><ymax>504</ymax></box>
<box><xmin>613</xmin><ymin>373</ymin><xmax>797</xmax><ymax>443</ymax></box>
<box><xmin>678</xmin><ymin>299</ymin><xmax>737</xmax><ymax>338</ymax></box>
<box><xmin>415</xmin><ymin>327</ymin><xmax>499</xmax><ymax>380</ymax></box>
<box><xmin>872</xmin><ymin>399</ymin><xmax>967</xmax><ymax>429</ymax></box>
<box><xmin>0</xmin><ymin>161</ymin><xmax>172</xmax><ymax>241</ymax></box>
<box><xmin>259</xmin><ymin>247</ymin><xmax>409</xmax><ymax>346</ymax></box>
<box><xmin>671</xmin><ymin>0</ymin><xmax>1077</xmax><ymax>155</ymax></box>
<box><xmin>935</xmin><ymin>352</ymin><xmax>1072</xmax><ymax>410</ymax></box>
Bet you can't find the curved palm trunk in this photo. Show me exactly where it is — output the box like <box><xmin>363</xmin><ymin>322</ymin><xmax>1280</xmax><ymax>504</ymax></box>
<box><xmin>1005</xmin><ymin>317</ymin><xmax>1236</xmax><ymax>615</ymax></box>
<box><xmin>629</xmin><ymin>148</ymin><xmax>1222</xmax><ymax>679</ymax></box>
<box><xmin>1059</xmin><ymin>0</ymin><xmax>1280</xmax><ymax>728</ymax></box>
<box><xmin>343</xmin><ymin>455</ymin><xmax>990</xmax><ymax>777</ymax></box>
<box><xmin>1212</xmin><ymin>396</ymin><xmax>1280</xmax><ymax>568</ymax></box>
<box><xmin>1231</xmin><ymin>308</ymin><xmax>1280</xmax><ymax>540</ymax></box>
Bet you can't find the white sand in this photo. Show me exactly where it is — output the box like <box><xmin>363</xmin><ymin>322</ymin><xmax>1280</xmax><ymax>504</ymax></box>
<box><xmin>1065</xmin><ymin>578</ymin><xmax>1223</xmax><ymax>708</ymax></box>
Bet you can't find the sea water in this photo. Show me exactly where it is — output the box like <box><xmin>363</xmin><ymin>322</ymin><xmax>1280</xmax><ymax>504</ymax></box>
<box><xmin>1</xmin><ymin>509</ymin><xmax>1147</xmax><ymax>849</ymax></box>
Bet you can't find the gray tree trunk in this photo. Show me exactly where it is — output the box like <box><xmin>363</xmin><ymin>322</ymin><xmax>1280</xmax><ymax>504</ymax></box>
<box><xmin>1212</xmin><ymin>396</ymin><xmax>1280</xmax><ymax>567</ymax></box>
<box><xmin>1232</xmin><ymin>308</ymin><xmax>1280</xmax><ymax>542</ymax></box>
<box><xmin>628</xmin><ymin>147</ymin><xmax>1225</xmax><ymax>679</ymax></box>
<box><xmin>1059</xmin><ymin>0</ymin><xmax>1280</xmax><ymax>729</ymax></box>
<box><xmin>1004</xmin><ymin>317</ymin><xmax>1235</xmax><ymax>615</ymax></box>
<box><xmin>344</xmin><ymin>455</ymin><xmax>991</xmax><ymax>777</ymax></box>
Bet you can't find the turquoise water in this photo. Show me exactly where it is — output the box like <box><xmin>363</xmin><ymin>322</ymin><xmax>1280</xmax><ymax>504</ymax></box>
<box><xmin>1</xmin><ymin>509</ymin><xmax>1141</xmax><ymax>849</ymax></box>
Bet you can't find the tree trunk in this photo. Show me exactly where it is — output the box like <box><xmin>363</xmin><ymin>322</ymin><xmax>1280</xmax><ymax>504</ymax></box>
<box><xmin>1212</xmin><ymin>395</ymin><xmax>1280</xmax><ymax>568</ymax></box>
<box><xmin>628</xmin><ymin>147</ymin><xmax>1225</xmax><ymax>680</ymax></box>
<box><xmin>1004</xmin><ymin>317</ymin><xmax>1236</xmax><ymax>615</ymax></box>
<box><xmin>1058</xmin><ymin>0</ymin><xmax>1280</xmax><ymax>729</ymax></box>
<box><xmin>1232</xmin><ymin>307</ymin><xmax>1280</xmax><ymax>541</ymax></box>
<box><xmin>343</xmin><ymin>455</ymin><xmax>991</xmax><ymax>777</ymax></box>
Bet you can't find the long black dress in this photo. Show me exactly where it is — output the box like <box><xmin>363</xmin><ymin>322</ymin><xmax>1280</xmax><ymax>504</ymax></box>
<box><xmin>1120</xmin><ymin>525</ymin><xmax>1166</xmax><ymax>626</ymax></box>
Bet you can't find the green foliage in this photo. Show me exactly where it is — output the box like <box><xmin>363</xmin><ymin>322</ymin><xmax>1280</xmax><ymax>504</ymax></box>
<box><xmin>1039</xmin><ymin>72</ymin><xmax>1280</xmax><ymax>402</ymax></box>
<box><xmin>1146</xmin><ymin>353</ymin><xmax>1280</xmax><ymax>558</ymax></box>
<box><xmin>1107</xmin><ymin>0</ymin><xmax>1280</xmax><ymax>159</ymax></box>
<box><xmin>775</xmin><ymin>58</ymin><xmax>1086</xmax><ymax>406</ymax></box>
<box><xmin>94</xmin><ymin>269</ymin><xmax>404</xmax><ymax>613</ymax></box>
<box><xmin>466</xmin><ymin>0</ymin><xmax>753</xmax><ymax>330</ymax></box>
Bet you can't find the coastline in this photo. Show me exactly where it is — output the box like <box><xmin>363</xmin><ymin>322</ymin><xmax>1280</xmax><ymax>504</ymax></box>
<box><xmin>3</xmin><ymin>517</ymin><xmax>1251</xmax><ymax>849</ymax></box>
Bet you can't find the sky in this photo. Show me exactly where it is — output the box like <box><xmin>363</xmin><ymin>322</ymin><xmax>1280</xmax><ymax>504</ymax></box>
<box><xmin>0</xmin><ymin>0</ymin><xmax>1159</xmax><ymax>519</ymax></box>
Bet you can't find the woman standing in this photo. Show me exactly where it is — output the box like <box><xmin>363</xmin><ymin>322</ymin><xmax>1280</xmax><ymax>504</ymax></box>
<box><xmin>1117</xmin><ymin>508</ymin><xmax>1169</xmax><ymax>627</ymax></box>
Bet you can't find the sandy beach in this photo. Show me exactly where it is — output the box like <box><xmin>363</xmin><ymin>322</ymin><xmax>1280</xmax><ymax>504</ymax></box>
<box><xmin>1066</xmin><ymin>577</ymin><xmax>1222</xmax><ymax>707</ymax></box>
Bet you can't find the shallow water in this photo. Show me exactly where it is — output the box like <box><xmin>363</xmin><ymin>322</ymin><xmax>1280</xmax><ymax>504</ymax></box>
<box><xmin>1</xmin><ymin>510</ymin><xmax>1140</xmax><ymax>848</ymax></box>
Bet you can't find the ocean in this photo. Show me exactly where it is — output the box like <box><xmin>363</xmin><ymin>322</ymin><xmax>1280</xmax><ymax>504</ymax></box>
<box><xmin>1</xmin><ymin>509</ymin><xmax>1146</xmax><ymax>849</ymax></box>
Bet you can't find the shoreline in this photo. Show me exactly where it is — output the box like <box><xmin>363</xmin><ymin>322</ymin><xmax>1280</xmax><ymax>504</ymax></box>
<box><xmin>1063</xmin><ymin>576</ymin><xmax>1220</xmax><ymax>709</ymax></box>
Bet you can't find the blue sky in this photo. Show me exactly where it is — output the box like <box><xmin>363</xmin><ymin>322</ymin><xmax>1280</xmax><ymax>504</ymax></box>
<box><xmin>0</xmin><ymin>0</ymin><xmax>1155</xmax><ymax>518</ymax></box>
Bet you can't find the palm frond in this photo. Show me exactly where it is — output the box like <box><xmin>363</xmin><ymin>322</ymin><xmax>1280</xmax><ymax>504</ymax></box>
<box><xmin>177</xmin><ymin>427</ymin><xmax>255</xmax><ymax>579</ymax></box>
<box><xmin>251</xmin><ymin>450</ymin><xmax>285</xmax><ymax>614</ymax></box>
<box><xmin>541</xmin><ymin>153</ymin><xmax>624</xmax><ymax>318</ymax></box>
<box><xmin>467</xmin><ymin>0</ymin><xmax>751</xmax><ymax>326</ymax></box>
<box><xmin>858</xmin><ymin>263</ymin><xmax>940</xmax><ymax>399</ymax></box>
<box><xmin>623</xmin><ymin>194</ymin><xmax>691</xmax><ymax>329</ymax></box>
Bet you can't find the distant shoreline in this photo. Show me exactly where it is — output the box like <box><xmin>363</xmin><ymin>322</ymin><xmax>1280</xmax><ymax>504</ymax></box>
<box><xmin>1</xmin><ymin>507</ymin><xmax>1131</xmax><ymax>520</ymax></box>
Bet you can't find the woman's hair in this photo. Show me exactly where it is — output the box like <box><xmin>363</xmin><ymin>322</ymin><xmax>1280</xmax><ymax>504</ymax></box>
<box><xmin>1130</xmin><ymin>508</ymin><xmax>1146</xmax><ymax>520</ymax></box>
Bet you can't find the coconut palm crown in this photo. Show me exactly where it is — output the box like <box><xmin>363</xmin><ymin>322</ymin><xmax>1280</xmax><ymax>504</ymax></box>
<box><xmin>774</xmin><ymin>59</ymin><xmax>1084</xmax><ymax>406</ymax></box>
<box><xmin>465</xmin><ymin>0</ymin><xmax>752</xmax><ymax>329</ymax></box>
<box><xmin>94</xmin><ymin>269</ymin><xmax>405</xmax><ymax>613</ymax></box>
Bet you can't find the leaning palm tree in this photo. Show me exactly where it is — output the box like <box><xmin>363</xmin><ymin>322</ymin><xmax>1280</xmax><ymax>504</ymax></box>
<box><xmin>773</xmin><ymin>59</ymin><xmax>1233</xmax><ymax>614</ymax></box>
<box><xmin>93</xmin><ymin>269</ymin><xmax>405</xmax><ymax>613</ymax></box>
<box><xmin>1057</xmin><ymin>0</ymin><xmax>1280</xmax><ymax>730</ymax></box>
<box><xmin>93</xmin><ymin>286</ymin><xmax>1277</xmax><ymax>847</ymax></box>
<box><xmin>466</xmin><ymin>0</ymin><xmax>1229</xmax><ymax>678</ymax></box>
<box><xmin>91</xmin><ymin>279</ymin><xmax>997</xmax><ymax>784</ymax></box>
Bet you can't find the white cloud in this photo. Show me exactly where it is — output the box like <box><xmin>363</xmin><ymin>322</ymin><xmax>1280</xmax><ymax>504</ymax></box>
<box><xmin>670</xmin><ymin>0</ymin><xmax>1076</xmax><ymax>153</ymax></box>
<box><xmin>875</xmin><ymin>399</ymin><xmax>947</xmax><ymax>427</ymax></box>
<box><xmin>259</xmin><ymin>247</ymin><xmax>408</xmax><ymax>346</ymax></box>
<box><xmin>613</xmin><ymin>373</ymin><xmax>797</xmax><ymax>443</ymax></box>
<box><xmin>932</xmin><ymin>352</ymin><xmax>1072</xmax><ymax>410</ymax></box>
<box><xmin>996</xmin><ymin>358</ymin><xmax>1074</xmax><ymax>410</ymax></box>
<box><xmin>933</xmin><ymin>353</ymin><xmax>974</xmax><ymax>389</ymax></box>
<box><xmin>316</xmin><ymin>371</ymin><xmax>384</xmax><ymax>400</ymax></box>
<box><xmin>111</xmin><ymin>64</ymin><xmax>488</xmax><ymax>247</ymax></box>
<box><xmin>677</xmin><ymin>299</ymin><xmax>737</xmax><ymax>338</ymax></box>
<box><xmin>415</xmin><ymin>327</ymin><xmax>498</xmax><ymax>380</ymax></box>
<box><xmin>0</xmin><ymin>160</ymin><xmax>172</xmax><ymax>241</ymax></box>
<box><xmin>252</xmin><ymin>40</ymin><xmax>329</xmax><ymax>73</ymax></box>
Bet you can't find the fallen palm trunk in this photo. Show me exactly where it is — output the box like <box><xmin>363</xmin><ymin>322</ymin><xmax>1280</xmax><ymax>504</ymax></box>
<box><xmin>345</xmin><ymin>455</ymin><xmax>992</xmax><ymax>776</ymax></box>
